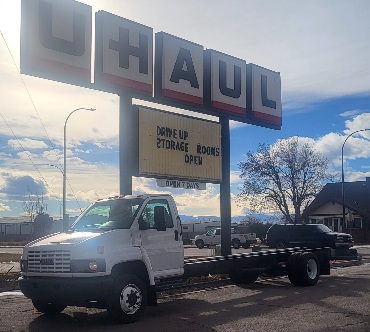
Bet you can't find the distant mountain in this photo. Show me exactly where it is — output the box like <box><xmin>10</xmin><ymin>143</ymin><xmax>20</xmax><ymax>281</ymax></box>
<box><xmin>180</xmin><ymin>214</ymin><xmax>272</xmax><ymax>223</ymax></box>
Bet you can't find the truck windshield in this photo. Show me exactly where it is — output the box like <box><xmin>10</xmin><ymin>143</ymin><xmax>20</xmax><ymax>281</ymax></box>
<box><xmin>315</xmin><ymin>224</ymin><xmax>332</xmax><ymax>233</ymax></box>
<box><xmin>71</xmin><ymin>198</ymin><xmax>144</xmax><ymax>232</ymax></box>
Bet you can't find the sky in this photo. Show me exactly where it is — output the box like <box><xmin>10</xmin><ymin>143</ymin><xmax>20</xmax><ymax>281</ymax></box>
<box><xmin>0</xmin><ymin>0</ymin><xmax>370</xmax><ymax>220</ymax></box>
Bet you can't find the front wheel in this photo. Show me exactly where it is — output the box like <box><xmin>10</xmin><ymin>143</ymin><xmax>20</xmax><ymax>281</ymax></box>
<box><xmin>32</xmin><ymin>300</ymin><xmax>66</xmax><ymax>315</ymax></box>
<box><xmin>195</xmin><ymin>239</ymin><xmax>205</xmax><ymax>249</ymax></box>
<box><xmin>108</xmin><ymin>274</ymin><xmax>147</xmax><ymax>324</ymax></box>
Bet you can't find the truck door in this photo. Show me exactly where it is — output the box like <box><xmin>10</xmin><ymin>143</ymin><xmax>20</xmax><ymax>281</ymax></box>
<box><xmin>213</xmin><ymin>228</ymin><xmax>221</xmax><ymax>245</ymax></box>
<box><xmin>137</xmin><ymin>199</ymin><xmax>184</xmax><ymax>278</ymax></box>
<box><xmin>204</xmin><ymin>228</ymin><xmax>221</xmax><ymax>245</ymax></box>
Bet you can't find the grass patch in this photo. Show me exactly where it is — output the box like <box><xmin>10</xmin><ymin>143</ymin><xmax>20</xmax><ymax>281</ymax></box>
<box><xmin>0</xmin><ymin>253</ymin><xmax>22</xmax><ymax>263</ymax></box>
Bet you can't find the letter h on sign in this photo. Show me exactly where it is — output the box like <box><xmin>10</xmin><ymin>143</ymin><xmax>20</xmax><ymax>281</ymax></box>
<box><xmin>94</xmin><ymin>11</ymin><xmax>153</xmax><ymax>94</ymax></box>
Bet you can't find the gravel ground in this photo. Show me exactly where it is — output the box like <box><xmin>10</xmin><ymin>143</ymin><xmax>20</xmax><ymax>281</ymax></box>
<box><xmin>0</xmin><ymin>272</ymin><xmax>19</xmax><ymax>292</ymax></box>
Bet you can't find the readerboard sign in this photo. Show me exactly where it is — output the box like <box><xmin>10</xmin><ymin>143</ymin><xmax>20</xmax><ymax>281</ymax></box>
<box><xmin>138</xmin><ymin>106</ymin><xmax>222</xmax><ymax>182</ymax></box>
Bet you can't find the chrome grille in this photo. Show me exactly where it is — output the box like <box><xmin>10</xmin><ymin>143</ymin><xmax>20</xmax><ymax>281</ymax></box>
<box><xmin>27</xmin><ymin>250</ymin><xmax>71</xmax><ymax>273</ymax></box>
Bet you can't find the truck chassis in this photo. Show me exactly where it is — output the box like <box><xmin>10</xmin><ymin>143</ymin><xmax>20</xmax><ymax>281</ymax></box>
<box><xmin>20</xmin><ymin>247</ymin><xmax>330</xmax><ymax>323</ymax></box>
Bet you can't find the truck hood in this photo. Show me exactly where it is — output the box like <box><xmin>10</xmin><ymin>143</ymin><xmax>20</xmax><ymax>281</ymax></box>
<box><xmin>26</xmin><ymin>231</ymin><xmax>102</xmax><ymax>247</ymax></box>
<box><xmin>329</xmin><ymin>232</ymin><xmax>353</xmax><ymax>239</ymax></box>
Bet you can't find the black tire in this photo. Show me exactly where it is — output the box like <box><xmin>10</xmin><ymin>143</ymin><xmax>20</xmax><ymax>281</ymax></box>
<box><xmin>107</xmin><ymin>274</ymin><xmax>147</xmax><ymax>324</ymax></box>
<box><xmin>32</xmin><ymin>300</ymin><xmax>66</xmax><ymax>315</ymax></box>
<box><xmin>287</xmin><ymin>252</ymin><xmax>320</xmax><ymax>286</ymax></box>
<box><xmin>242</xmin><ymin>243</ymin><xmax>251</xmax><ymax>249</ymax></box>
<box><xmin>229</xmin><ymin>269</ymin><xmax>259</xmax><ymax>284</ymax></box>
<box><xmin>195</xmin><ymin>239</ymin><xmax>205</xmax><ymax>249</ymax></box>
<box><xmin>287</xmin><ymin>252</ymin><xmax>303</xmax><ymax>286</ymax></box>
<box><xmin>232</xmin><ymin>239</ymin><xmax>241</xmax><ymax>249</ymax></box>
<box><xmin>298</xmin><ymin>252</ymin><xmax>320</xmax><ymax>286</ymax></box>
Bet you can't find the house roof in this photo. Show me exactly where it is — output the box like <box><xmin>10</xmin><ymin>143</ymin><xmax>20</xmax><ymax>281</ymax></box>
<box><xmin>304</xmin><ymin>178</ymin><xmax>370</xmax><ymax>218</ymax></box>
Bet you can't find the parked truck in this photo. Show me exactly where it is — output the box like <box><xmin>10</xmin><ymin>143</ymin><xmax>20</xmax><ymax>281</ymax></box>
<box><xmin>19</xmin><ymin>194</ymin><xmax>331</xmax><ymax>324</ymax></box>
<box><xmin>194</xmin><ymin>227</ymin><xmax>257</xmax><ymax>249</ymax></box>
<box><xmin>181</xmin><ymin>220</ymin><xmax>221</xmax><ymax>245</ymax></box>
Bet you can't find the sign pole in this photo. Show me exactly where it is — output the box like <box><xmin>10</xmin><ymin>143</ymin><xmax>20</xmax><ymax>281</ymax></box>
<box><xmin>220</xmin><ymin>116</ymin><xmax>231</xmax><ymax>256</ymax></box>
<box><xmin>119</xmin><ymin>92</ymin><xmax>133</xmax><ymax>195</ymax></box>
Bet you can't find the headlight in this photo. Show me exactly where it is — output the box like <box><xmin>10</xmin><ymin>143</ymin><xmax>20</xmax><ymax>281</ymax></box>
<box><xmin>20</xmin><ymin>259</ymin><xmax>28</xmax><ymax>272</ymax></box>
<box><xmin>70</xmin><ymin>259</ymin><xmax>106</xmax><ymax>273</ymax></box>
<box><xmin>89</xmin><ymin>261</ymin><xmax>98</xmax><ymax>271</ymax></box>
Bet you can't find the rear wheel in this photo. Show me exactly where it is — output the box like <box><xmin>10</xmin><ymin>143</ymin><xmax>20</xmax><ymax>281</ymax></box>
<box><xmin>287</xmin><ymin>252</ymin><xmax>320</xmax><ymax>286</ymax></box>
<box><xmin>195</xmin><ymin>239</ymin><xmax>205</xmax><ymax>249</ymax></box>
<box><xmin>242</xmin><ymin>243</ymin><xmax>250</xmax><ymax>249</ymax></box>
<box><xmin>107</xmin><ymin>274</ymin><xmax>147</xmax><ymax>324</ymax></box>
<box><xmin>232</xmin><ymin>239</ymin><xmax>241</xmax><ymax>249</ymax></box>
<box><xmin>287</xmin><ymin>252</ymin><xmax>303</xmax><ymax>286</ymax></box>
<box><xmin>32</xmin><ymin>300</ymin><xmax>66</xmax><ymax>315</ymax></box>
<box><xmin>299</xmin><ymin>252</ymin><xmax>320</xmax><ymax>286</ymax></box>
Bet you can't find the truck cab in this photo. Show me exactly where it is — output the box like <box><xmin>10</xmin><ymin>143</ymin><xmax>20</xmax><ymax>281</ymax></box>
<box><xmin>19</xmin><ymin>194</ymin><xmax>184</xmax><ymax>323</ymax></box>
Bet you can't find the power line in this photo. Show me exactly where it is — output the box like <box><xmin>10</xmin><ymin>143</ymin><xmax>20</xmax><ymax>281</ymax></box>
<box><xmin>0</xmin><ymin>112</ymin><xmax>62</xmax><ymax>206</ymax></box>
<box><xmin>1</xmin><ymin>29</ymin><xmax>83</xmax><ymax>213</ymax></box>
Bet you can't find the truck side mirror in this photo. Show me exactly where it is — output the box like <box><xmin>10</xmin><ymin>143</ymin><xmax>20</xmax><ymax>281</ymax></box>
<box><xmin>138</xmin><ymin>217</ymin><xmax>147</xmax><ymax>230</ymax></box>
<box><xmin>154</xmin><ymin>206</ymin><xmax>166</xmax><ymax>231</ymax></box>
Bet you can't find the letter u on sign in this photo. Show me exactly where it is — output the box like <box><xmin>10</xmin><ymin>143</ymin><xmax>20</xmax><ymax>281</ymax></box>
<box><xmin>20</xmin><ymin>0</ymin><xmax>93</xmax><ymax>85</ymax></box>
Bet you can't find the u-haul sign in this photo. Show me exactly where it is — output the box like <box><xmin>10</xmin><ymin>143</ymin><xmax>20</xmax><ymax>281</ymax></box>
<box><xmin>21</xmin><ymin>0</ymin><xmax>282</xmax><ymax>129</ymax></box>
<box><xmin>138</xmin><ymin>106</ymin><xmax>222</xmax><ymax>182</ymax></box>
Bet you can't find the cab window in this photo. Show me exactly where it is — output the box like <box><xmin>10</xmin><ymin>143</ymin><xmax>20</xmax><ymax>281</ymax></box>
<box><xmin>206</xmin><ymin>229</ymin><xmax>216</xmax><ymax>236</ymax></box>
<box><xmin>139</xmin><ymin>199</ymin><xmax>173</xmax><ymax>229</ymax></box>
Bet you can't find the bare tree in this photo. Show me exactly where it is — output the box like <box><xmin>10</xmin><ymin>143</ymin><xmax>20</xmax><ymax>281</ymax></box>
<box><xmin>238</xmin><ymin>137</ymin><xmax>334</xmax><ymax>224</ymax></box>
<box><xmin>22</xmin><ymin>192</ymin><xmax>47</xmax><ymax>222</ymax></box>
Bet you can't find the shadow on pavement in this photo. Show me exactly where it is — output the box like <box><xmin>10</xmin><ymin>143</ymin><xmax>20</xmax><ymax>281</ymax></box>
<box><xmin>26</xmin><ymin>274</ymin><xmax>370</xmax><ymax>332</ymax></box>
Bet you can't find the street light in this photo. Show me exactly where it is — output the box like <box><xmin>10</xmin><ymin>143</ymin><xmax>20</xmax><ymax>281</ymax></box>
<box><xmin>341</xmin><ymin>128</ymin><xmax>370</xmax><ymax>231</ymax></box>
<box><xmin>63</xmin><ymin>107</ymin><xmax>95</xmax><ymax>231</ymax></box>
<box><xmin>48</xmin><ymin>164</ymin><xmax>64</xmax><ymax>218</ymax></box>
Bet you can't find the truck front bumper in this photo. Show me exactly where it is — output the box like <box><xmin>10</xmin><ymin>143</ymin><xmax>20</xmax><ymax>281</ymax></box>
<box><xmin>19</xmin><ymin>276</ymin><xmax>113</xmax><ymax>307</ymax></box>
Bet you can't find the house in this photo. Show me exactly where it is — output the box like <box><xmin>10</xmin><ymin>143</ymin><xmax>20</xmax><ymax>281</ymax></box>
<box><xmin>303</xmin><ymin>177</ymin><xmax>370</xmax><ymax>244</ymax></box>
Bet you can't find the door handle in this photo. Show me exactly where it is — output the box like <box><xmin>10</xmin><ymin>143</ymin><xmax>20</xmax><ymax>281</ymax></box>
<box><xmin>174</xmin><ymin>230</ymin><xmax>179</xmax><ymax>241</ymax></box>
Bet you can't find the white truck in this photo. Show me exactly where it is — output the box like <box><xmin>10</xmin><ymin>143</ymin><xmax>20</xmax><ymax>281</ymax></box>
<box><xmin>19</xmin><ymin>194</ymin><xmax>331</xmax><ymax>324</ymax></box>
<box><xmin>194</xmin><ymin>227</ymin><xmax>257</xmax><ymax>249</ymax></box>
<box><xmin>181</xmin><ymin>220</ymin><xmax>222</xmax><ymax>245</ymax></box>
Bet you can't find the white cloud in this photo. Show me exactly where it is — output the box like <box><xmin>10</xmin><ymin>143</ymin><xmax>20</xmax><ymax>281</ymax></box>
<box><xmin>230</xmin><ymin>171</ymin><xmax>242</xmax><ymax>185</ymax></box>
<box><xmin>0</xmin><ymin>202</ymin><xmax>11</xmax><ymax>212</ymax></box>
<box><xmin>344</xmin><ymin>113</ymin><xmax>370</xmax><ymax>138</ymax></box>
<box><xmin>8</xmin><ymin>138</ymin><xmax>48</xmax><ymax>150</ymax></box>
<box><xmin>340</xmin><ymin>110</ymin><xmax>365</xmax><ymax>118</ymax></box>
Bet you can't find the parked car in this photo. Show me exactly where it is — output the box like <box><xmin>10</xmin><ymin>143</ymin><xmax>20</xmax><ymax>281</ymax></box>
<box><xmin>266</xmin><ymin>224</ymin><xmax>354</xmax><ymax>249</ymax></box>
<box><xmin>194</xmin><ymin>227</ymin><xmax>257</xmax><ymax>249</ymax></box>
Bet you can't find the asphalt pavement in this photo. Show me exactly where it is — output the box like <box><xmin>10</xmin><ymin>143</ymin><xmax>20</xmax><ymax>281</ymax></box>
<box><xmin>1</xmin><ymin>263</ymin><xmax>370</xmax><ymax>331</ymax></box>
